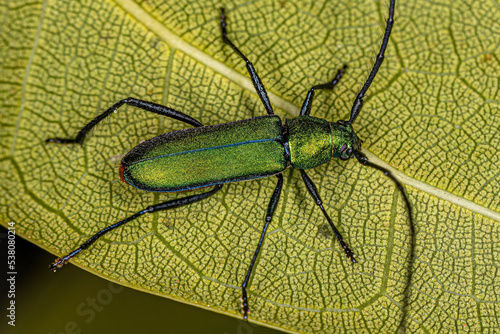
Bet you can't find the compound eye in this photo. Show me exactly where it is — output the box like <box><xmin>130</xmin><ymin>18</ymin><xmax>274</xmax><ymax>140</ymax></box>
<box><xmin>340</xmin><ymin>144</ymin><xmax>352</xmax><ymax>160</ymax></box>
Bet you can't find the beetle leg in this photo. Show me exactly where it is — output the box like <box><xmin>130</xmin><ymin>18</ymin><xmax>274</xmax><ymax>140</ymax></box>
<box><xmin>300</xmin><ymin>65</ymin><xmax>347</xmax><ymax>116</ymax></box>
<box><xmin>241</xmin><ymin>173</ymin><xmax>283</xmax><ymax>320</ymax></box>
<box><xmin>49</xmin><ymin>184</ymin><xmax>223</xmax><ymax>272</ymax></box>
<box><xmin>220</xmin><ymin>8</ymin><xmax>275</xmax><ymax>116</ymax></box>
<box><xmin>46</xmin><ymin>97</ymin><xmax>203</xmax><ymax>145</ymax></box>
<box><xmin>300</xmin><ymin>170</ymin><xmax>356</xmax><ymax>263</ymax></box>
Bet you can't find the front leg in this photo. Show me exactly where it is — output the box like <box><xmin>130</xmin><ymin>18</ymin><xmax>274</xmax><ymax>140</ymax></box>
<box><xmin>300</xmin><ymin>169</ymin><xmax>355</xmax><ymax>263</ymax></box>
<box><xmin>300</xmin><ymin>65</ymin><xmax>347</xmax><ymax>116</ymax></box>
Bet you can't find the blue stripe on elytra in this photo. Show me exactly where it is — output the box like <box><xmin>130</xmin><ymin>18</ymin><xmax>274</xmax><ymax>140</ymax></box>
<box><xmin>131</xmin><ymin>138</ymin><xmax>276</xmax><ymax>165</ymax></box>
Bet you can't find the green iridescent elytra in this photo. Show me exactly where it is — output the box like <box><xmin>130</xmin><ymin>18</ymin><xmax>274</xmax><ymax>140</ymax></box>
<box><xmin>120</xmin><ymin>115</ymin><xmax>361</xmax><ymax>192</ymax></box>
<box><xmin>120</xmin><ymin>115</ymin><xmax>285</xmax><ymax>191</ymax></box>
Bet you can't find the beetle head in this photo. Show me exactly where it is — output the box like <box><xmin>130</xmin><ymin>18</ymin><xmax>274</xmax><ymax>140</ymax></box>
<box><xmin>331</xmin><ymin>120</ymin><xmax>363</xmax><ymax>160</ymax></box>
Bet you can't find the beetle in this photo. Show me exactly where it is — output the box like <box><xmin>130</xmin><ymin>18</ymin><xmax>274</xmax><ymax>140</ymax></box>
<box><xmin>47</xmin><ymin>0</ymin><xmax>412</xmax><ymax>320</ymax></box>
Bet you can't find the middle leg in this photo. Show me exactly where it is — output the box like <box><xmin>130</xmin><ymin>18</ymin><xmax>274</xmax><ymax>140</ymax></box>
<box><xmin>220</xmin><ymin>8</ymin><xmax>274</xmax><ymax>116</ymax></box>
<box><xmin>241</xmin><ymin>173</ymin><xmax>283</xmax><ymax>320</ymax></box>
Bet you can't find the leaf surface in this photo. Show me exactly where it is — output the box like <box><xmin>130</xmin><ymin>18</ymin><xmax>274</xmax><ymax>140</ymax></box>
<box><xmin>1</xmin><ymin>0</ymin><xmax>499</xmax><ymax>332</ymax></box>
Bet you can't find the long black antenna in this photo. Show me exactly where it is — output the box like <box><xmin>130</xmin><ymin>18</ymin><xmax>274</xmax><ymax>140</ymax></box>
<box><xmin>353</xmin><ymin>149</ymin><xmax>416</xmax><ymax>330</ymax></box>
<box><xmin>348</xmin><ymin>0</ymin><xmax>395</xmax><ymax>125</ymax></box>
<box><xmin>353</xmin><ymin>150</ymin><xmax>413</xmax><ymax>235</ymax></box>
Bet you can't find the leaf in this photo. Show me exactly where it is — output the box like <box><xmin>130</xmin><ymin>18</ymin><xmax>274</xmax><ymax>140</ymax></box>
<box><xmin>1</xmin><ymin>0</ymin><xmax>499</xmax><ymax>333</ymax></box>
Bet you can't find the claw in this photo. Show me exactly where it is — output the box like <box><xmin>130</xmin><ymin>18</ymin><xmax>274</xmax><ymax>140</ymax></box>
<box><xmin>49</xmin><ymin>255</ymin><xmax>70</xmax><ymax>272</ymax></box>
<box><xmin>241</xmin><ymin>288</ymin><xmax>249</xmax><ymax>320</ymax></box>
<box><xmin>348</xmin><ymin>253</ymin><xmax>357</xmax><ymax>264</ymax></box>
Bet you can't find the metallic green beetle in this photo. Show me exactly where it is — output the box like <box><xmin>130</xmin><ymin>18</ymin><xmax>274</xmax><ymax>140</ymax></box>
<box><xmin>47</xmin><ymin>0</ymin><xmax>412</xmax><ymax>320</ymax></box>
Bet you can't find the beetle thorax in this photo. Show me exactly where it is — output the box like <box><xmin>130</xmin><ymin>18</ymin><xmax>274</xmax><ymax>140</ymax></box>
<box><xmin>285</xmin><ymin>116</ymin><xmax>363</xmax><ymax>169</ymax></box>
<box><xmin>285</xmin><ymin>116</ymin><xmax>333</xmax><ymax>170</ymax></box>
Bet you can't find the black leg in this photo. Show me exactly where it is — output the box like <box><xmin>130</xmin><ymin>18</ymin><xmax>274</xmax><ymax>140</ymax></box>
<box><xmin>241</xmin><ymin>173</ymin><xmax>283</xmax><ymax>320</ymax></box>
<box><xmin>300</xmin><ymin>170</ymin><xmax>355</xmax><ymax>263</ymax></box>
<box><xmin>49</xmin><ymin>184</ymin><xmax>223</xmax><ymax>271</ymax></box>
<box><xmin>348</xmin><ymin>0</ymin><xmax>395</xmax><ymax>125</ymax></box>
<box><xmin>220</xmin><ymin>8</ymin><xmax>274</xmax><ymax>116</ymax></box>
<box><xmin>300</xmin><ymin>65</ymin><xmax>347</xmax><ymax>116</ymax></box>
<box><xmin>46</xmin><ymin>97</ymin><xmax>204</xmax><ymax>145</ymax></box>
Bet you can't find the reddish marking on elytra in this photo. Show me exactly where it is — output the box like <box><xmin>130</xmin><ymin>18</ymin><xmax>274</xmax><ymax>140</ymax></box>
<box><xmin>119</xmin><ymin>165</ymin><xmax>127</xmax><ymax>184</ymax></box>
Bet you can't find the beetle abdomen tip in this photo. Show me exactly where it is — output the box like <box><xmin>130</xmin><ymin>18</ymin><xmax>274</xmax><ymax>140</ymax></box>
<box><xmin>119</xmin><ymin>165</ymin><xmax>127</xmax><ymax>184</ymax></box>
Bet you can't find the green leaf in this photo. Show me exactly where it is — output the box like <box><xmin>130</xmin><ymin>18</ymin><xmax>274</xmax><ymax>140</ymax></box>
<box><xmin>1</xmin><ymin>0</ymin><xmax>499</xmax><ymax>332</ymax></box>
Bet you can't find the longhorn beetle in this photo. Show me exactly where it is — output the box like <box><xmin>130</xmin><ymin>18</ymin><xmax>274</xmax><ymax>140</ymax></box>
<box><xmin>47</xmin><ymin>0</ymin><xmax>412</xmax><ymax>320</ymax></box>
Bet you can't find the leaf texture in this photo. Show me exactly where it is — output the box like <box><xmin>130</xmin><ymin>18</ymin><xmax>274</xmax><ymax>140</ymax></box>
<box><xmin>1</xmin><ymin>0</ymin><xmax>499</xmax><ymax>332</ymax></box>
